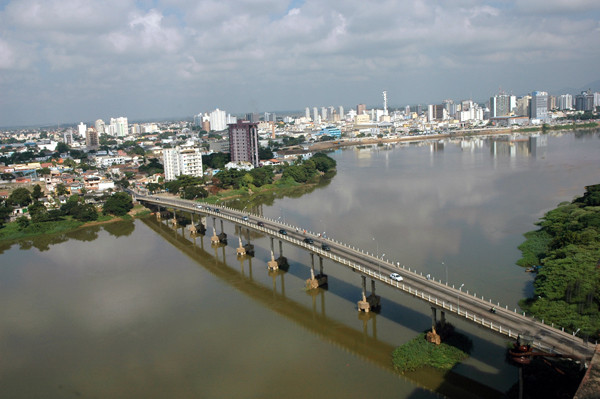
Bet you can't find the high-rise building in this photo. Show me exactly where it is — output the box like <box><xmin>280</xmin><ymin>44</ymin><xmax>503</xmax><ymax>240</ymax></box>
<box><xmin>86</xmin><ymin>128</ymin><xmax>99</xmax><ymax>148</ymax></box>
<box><xmin>490</xmin><ymin>94</ymin><xmax>513</xmax><ymax>117</ymax></box>
<box><xmin>575</xmin><ymin>90</ymin><xmax>594</xmax><ymax>111</ymax></box>
<box><xmin>78</xmin><ymin>122</ymin><xmax>86</xmax><ymax>138</ymax></box>
<box><xmin>245</xmin><ymin>113</ymin><xmax>259</xmax><ymax>123</ymax></box>
<box><xmin>338</xmin><ymin>106</ymin><xmax>344</xmax><ymax>119</ymax></box>
<box><xmin>305</xmin><ymin>107</ymin><xmax>310</xmax><ymax>120</ymax></box>
<box><xmin>109</xmin><ymin>117</ymin><xmax>128</xmax><ymax>137</ymax></box>
<box><xmin>228</xmin><ymin>120</ymin><xmax>259</xmax><ymax>167</ymax></box>
<box><xmin>63</xmin><ymin>129</ymin><xmax>73</xmax><ymax>145</ymax></box>
<box><xmin>427</xmin><ymin>104</ymin><xmax>445</xmax><ymax>121</ymax></box>
<box><xmin>357</xmin><ymin>104</ymin><xmax>366</xmax><ymax>115</ymax></box>
<box><xmin>95</xmin><ymin>119</ymin><xmax>105</xmax><ymax>134</ymax></box>
<box><xmin>321</xmin><ymin>107</ymin><xmax>328</xmax><ymax>121</ymax></box>
<box><xmin>162</xmin><ymin>146</ymin><xmax>203</xmax><ymax>181</ymax></box>
<box><xmin>209</xmin><ymin>108</ymin><xmax>227</xmax><ymax>131</ymax></box>
<box><xmin>530</xmin><ymin>91</ymin><xmax>548</xmax><ymax>120</ymax></box>
<box><xmin>313</xmin><ymin>107</ymin><xmax>318</xmax><ymax>123</ymax></box>
<box><xmin>515</xmin><ymin>96</ymin><xmax>531</xmax><ymax>117</ymax></box>
<box><xmin>557</xmin><ymin>94</ymin><xmax>573</xmax><ymax>110</ymax></box>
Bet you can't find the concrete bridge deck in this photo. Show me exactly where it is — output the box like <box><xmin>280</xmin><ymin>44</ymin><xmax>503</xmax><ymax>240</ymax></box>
<box><xmin>132</xmin><ymin>191</ymin><xmax>597</xmax><ymax>361</ymax></box>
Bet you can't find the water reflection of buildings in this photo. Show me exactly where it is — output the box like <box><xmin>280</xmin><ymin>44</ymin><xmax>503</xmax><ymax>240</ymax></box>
<box><xmin>489</xmin><ymin>135</ymin><xmax>547</xmax><ymax>158</ymax></box>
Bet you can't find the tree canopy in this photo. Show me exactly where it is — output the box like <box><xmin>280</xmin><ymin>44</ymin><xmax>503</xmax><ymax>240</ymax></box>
<box><xmin>518</xmin><ymin>184</ymin><xmax>600</xmax><ymax>339</ymax></box>
<box><xmin>102</xmin><ymin>192</ymin><xmax>133</xmax><ymax>216</ymax></box>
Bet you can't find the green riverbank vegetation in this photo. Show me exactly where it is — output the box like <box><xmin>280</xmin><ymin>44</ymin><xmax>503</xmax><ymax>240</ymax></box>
<box><xmin>517</xmin><ymin>184</ymin><xmax>600</xmax><ymax>340</ymax></box>
<box><xmin>392</xmin><ymin>324</ymin><xmax>472</xmax><ymax>373</ymax></box>
<box><xmin>0</xmin><ymin>188</ymin><xmax>134</xmax><ymax>242</ymax></box>
<box><xmin>152</xmin><ymin>152</ymin><xmax>337</xmax><ymax>207</ymax></box>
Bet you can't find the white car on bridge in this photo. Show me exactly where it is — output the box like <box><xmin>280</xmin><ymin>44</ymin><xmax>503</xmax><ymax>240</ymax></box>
<box><xmin>390</xmin><ymin>273</ymin><xmax>403</xmax><ymax>282</ymax></box>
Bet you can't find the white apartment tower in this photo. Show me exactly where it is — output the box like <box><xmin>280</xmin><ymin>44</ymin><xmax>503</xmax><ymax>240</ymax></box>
<box><xmin>209</xmin><ymin>108</ymin><xmax>227</xmax><ymax>131</ymax></box>
<box><xmin>78</xmin><ymin>122</ymin><xmax>86</xmax><ymax>138</ymax></box>
<box><xmin>162</xmin><ymin>146</ymin><xmax>204</xmax><ymax>181</ymax></box>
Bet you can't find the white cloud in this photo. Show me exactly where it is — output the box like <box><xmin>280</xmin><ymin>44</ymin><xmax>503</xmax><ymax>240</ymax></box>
<box><xmin>0</xmin><ymin>0</ymin><xmax>599</xmax><ymax>126</ymax></box>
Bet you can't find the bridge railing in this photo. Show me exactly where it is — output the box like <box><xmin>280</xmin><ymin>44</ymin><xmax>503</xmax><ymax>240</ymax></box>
<box><xmin>137</xmin><ymin>193</ymin><xmax>597</xmax><ymax>353</ymax></box>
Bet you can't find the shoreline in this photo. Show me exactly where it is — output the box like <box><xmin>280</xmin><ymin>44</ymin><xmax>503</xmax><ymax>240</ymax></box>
<box><xmin>303</xmin><ymin>122</ymin><xmax>598</xmax><ymax>152</ymax></box>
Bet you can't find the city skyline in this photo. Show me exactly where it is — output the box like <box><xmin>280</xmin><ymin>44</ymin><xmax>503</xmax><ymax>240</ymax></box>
<box><xmin>1</xmin><ymin>0</ymin><xmax>599</xmax><ymax>127</ymax></box>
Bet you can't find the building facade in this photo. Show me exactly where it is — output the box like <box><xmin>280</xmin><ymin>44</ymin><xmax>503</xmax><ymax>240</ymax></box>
<box><xmin>228</xmin><ymin>121</ymin><xmax>259</xmax><ymax>167</ymax></box>
<box><xmin>530</xmin><ymin>91</ymin><xmax>548</xmax><ymax>121</ymax></box>
<box><xmin>162</xmin><ymin>146</ymin><xmax>203</xmax><ymax>181</ymax></box>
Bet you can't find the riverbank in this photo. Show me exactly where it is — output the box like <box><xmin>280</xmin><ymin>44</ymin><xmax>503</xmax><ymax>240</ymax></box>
<box><xmin>304</xmin><ymin>122</ymin><xmax>598</xmax><ymax>153</ymax></box>
<box><xmin>516</xmin><ymin>183</ymin><xmax>600</xmax><ymax>339</ymax></box>
<box><xmin>0</xmin><ymin>204</ymin><xmax>150</xmax><ymax>243</ymax></box>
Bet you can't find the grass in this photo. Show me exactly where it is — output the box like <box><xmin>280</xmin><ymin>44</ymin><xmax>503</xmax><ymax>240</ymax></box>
<box><xmin>392</xmin><ymin>325</ymin><xmax>472</xmax><ymax>373</ymax></box>
<box><xmin>0</xmin><ymin>218</ymin><xmax>84</xmax><ymax>241</ymax></box>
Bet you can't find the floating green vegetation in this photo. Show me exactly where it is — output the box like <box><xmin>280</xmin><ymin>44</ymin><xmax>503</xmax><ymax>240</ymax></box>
<box><xmin>392</xmin><ymin>325</ymin><xmax>472</xmax><ymax>373</ymax></box>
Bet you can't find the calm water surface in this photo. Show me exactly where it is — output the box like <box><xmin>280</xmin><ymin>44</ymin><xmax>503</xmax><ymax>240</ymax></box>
<box><xmin>1</xmin><ymin>131</ymin><xmax>599</xmax><ymax>398</ymax></box>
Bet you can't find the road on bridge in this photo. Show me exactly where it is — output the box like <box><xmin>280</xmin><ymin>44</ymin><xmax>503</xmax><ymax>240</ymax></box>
<box><xmin>132</xmin><ymin>191</ymin><xmax>596</xmax><ymax>361</ymax></box>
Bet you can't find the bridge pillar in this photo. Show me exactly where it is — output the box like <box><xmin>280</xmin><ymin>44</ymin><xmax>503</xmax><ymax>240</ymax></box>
<box><xmin>156</xmin><ymin>205</ymin><xmax>161</xmax><ymax>219</ymax></box>
<box><xmin>210</xmin><ymin>226</ymin><xmax>220</xmax><ymax>245</ymax></box>
<box><xmin>306</xmin><ymin>253</ymin><xmax>327</xmax><ymax>290</ymax></box>
<box><xmin>267</xmin><ymin>250</ymin><xmax>279</xmax><ymax>271</ymax></box>
<box><xmin>440</xmin><ymin>311</ymin><xmax>446</xmax><ymax>328</ymax></box>
<box><xmin>431</xmin><ymin>307</ymin><xmax>437</xmax><ymax>330</ymax></box>
<box><xmin>275</xmin><ymin>240</ymin><xmax>288</xmax><ymax>267</ymax></box>
<box><xmin>242</xmin><ymin>229</ymin><xmax>254</xmax><ymax>256</ymax></box>
<box><xmin>236</xmin><ymin>236</ymin><xmax>246</xmax><ymax>256</ymax></box>
<box><xmin>188</xmin><ymin>214</ymin><xmax>197</xmax><ymax>234</ymax></box>
<box><xmin>172</xmin><ymin>210</ymin><xmax>177</xmax><ymax>226</ymax></box>
<box><xmin>366</xmin><ymin>279</ymin><xmax>381</xmax><ymax>310</ymax></box>
<box><xmin>358</xmin><ymin>276</ymin><xmax>371</xmax><ymax>312</ymax></box>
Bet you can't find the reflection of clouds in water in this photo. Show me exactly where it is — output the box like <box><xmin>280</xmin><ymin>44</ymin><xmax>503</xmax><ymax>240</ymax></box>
<box><xmin>1</xmin><ymin>222</ymin><xmax>209</xmax><ymax>338</ymax></box>
<box><xmin>279</xmin><ymin>136</ymin><xmax>600</xmax><ymax>269</ymax></box>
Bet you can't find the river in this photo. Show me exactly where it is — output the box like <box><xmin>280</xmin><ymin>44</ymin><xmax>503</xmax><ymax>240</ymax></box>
<box><xmin>1</xmin><ymin>130</ymin><xmax>599</xmax><ymax>398</ymax></box>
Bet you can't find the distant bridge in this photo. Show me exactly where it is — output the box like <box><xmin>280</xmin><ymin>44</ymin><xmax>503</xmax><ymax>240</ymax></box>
<box><xmin>131</xmin><ymin>190</ymin><xmax>596</xmax><ymax>362</ymax></box>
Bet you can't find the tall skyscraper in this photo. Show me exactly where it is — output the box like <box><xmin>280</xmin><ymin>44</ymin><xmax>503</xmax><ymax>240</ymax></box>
<box><xmin>95</xmin><ymin>119</ymin><xmax>105</xmax><ymax>134</ymax></box>
<box><xmin>86</xmin><ymin>128</ymin><xmax>99</xmax><ymax>148</ymax></box>
<box><xmin>209</xmin><ymin>108</ymin><xmax>227</xmax><ymax>131</ymax></box>
<box><xmin>575</xmin><ymin>90</ymin><xmax>594</xmax><ymax>111</ymax></box>
<box><xmin>228</xmin><ymin>120</ymin><xmax>259</xmax><ymax>167</ymax></box>
<box><xmin>163</xmin><ymin>146</ymin><xmax>203</xmax><ymax>181</ymax></box>
<box><xmin>357</xmin><ymin>104</ymin><xmax>366</xmax><ymax>115</ymax></box>
<box><xmin>78</xmin><ymin>122</ymin><xmax>86</xmax><ymax>138</ymax></box>
<box><xmin>490</xmin><ymin>94</ymin><xmax>512</xmax><ymax>117</ymax></box>
<box><xmin>63</xmin><ymin>129</ymin><xmax>73</xmax><ymax>145</ymax></box>
<box><xmin>109</xmin><ymin>117</ymin><xmax>128</xmax><ymax>137</ymax></box>
<box><xmin>338</xmin><ymin>106</ymin><xmax>344</xmax><ymax>119</ymax></box>
<box><xmin>557</xmin><ymin>94</ymin><xmax>573</xmax><ymax>110</ymax></box>
<box><xmin>321</xmin><ymin>107</ymin><xmax>328</xmax><ymax>121</ymax></box>
<box><xmin>305</xmin><ymin>107</ymin><xmax>310</xmax><ymax>120</ymax></box>
<box><xmin>313</xmin><ymin>107</ymin><xmax>318</xmax><ymax>123</ymax></box>
<box><xmin>530</xmin><ymin>91</ymin><xmax>548</xmax><ymax>120</ymax></box>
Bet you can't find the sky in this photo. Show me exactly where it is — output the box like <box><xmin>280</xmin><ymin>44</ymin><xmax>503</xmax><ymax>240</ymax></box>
<box><xmin>0</xmin><ymin>0</ymin><xmax>599</xmax><ymax>127</ymax></box>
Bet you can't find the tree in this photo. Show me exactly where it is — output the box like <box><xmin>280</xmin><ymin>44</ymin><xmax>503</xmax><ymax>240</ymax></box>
<box><xmin>55</xmin><ymin>183</ymin><xmax>69</xmax><ymax>196</ymax></box>
<box><xmin>72</xmin><ymin>203</ymin><xmax>98</xmax><ymax>222</ymax></box>
<box><xmin>146</xmin><ymin>183</ymin><xmax>162</xmax><ymax>193</ymax></box>
<box><xmin>258</xmin><ymin>146</ymin><xmax>274</xmax><ymax>160</ymax></box>
<box><xmin>1</xmin><ymin>173</ymin><xmax>14</xmax><ymax>181</ymax></box>
<box><xmin>103</xmin><ymin>192</ymin><xmax>133</xmax><ymax>216</ymax></box>
<box><xmin>117</xmin><ymin>178</ymin><xmax>130</xmax><ymax>189</ymax></box>
<box><xmin>55</xmin><ymin>142</ymin><xmax>70</xmax><ymax>154</ymax></box>
<box><xmin>181</xmin><ymin>186</ymin><xmax>208</xmax><ymax>200</ymax></box>
<box><xmin>32</xmin><ymin>184</ymin><xmax>43</xmax><ymax>200</ymax></box>
<box><xmin>8</xmin><ymin>187</ymin><xmax>32</xmax><ymax>207</ymax></box>
<box><xmin>16</xmin><ymin>216</ymin><xmax>30</xmax><ymax>229</ymax></box>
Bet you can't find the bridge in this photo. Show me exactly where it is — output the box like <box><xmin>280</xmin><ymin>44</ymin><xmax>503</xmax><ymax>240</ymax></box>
<box><xmin>131</xmin><ymin>190</ymin><xmax>596</xmax><ymax>362</ymax></box>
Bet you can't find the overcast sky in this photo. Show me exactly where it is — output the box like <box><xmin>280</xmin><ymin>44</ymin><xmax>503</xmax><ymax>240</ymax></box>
<box><xmin>0</xmin><ymin>0</ymin><xmax>599</xmax><ymax>127</ymax></box>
